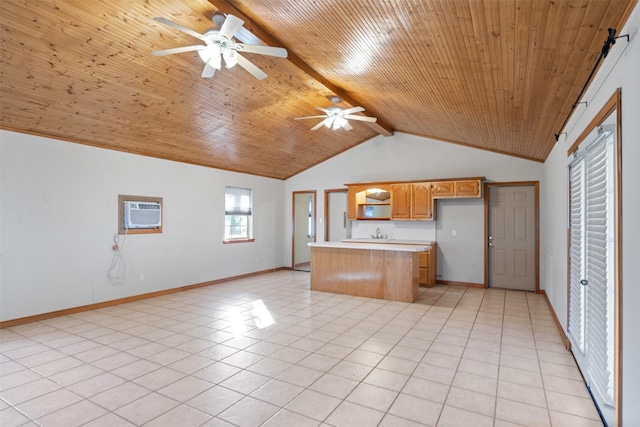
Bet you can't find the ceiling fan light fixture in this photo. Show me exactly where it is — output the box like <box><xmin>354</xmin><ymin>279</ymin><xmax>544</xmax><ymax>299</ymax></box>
<box><xmin>198</xmin><ymin>44</ymin><xmax>221</xmax><ymax>67</ymax></box>
<box><xmin>152</xmin><ymin>15</ymin><xmax>286</xmax><ymax>80</ymax></box>
<box><xmin>323</xmin><ymin>117</ymin><xmax>334</xmax><ymax>129</ymax></box>
<box><xmin>222</xmin><ymin>48</ymin><xmax>238</xmax><ymax>68</ymax></box>
<box><xmin>332</xmin><ymin>116</ymin><xmax>348</xmax><ymax>130</ymax></box>
<box><xmin>209</xmin><ymin>53</ymin><xmax>222</xmax><ymax>70</ymax></box>
<box><xmin>295</xmin><ymin>97</ymin><xmax>376</xmax><ymax>131</ymax></box>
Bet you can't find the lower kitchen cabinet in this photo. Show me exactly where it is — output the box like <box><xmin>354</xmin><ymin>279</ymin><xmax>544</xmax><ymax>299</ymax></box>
<box><xmin>419</xmin><ymin>243</ymin><xmax>437</xmax><ymax>287</ymax></box>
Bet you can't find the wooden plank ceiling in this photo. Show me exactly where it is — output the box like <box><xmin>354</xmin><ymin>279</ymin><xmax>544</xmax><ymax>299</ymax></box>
<box><xmin>0</xmin><ymin>0</ymin><xmax>635</xmax><ymax>180</ymax></box>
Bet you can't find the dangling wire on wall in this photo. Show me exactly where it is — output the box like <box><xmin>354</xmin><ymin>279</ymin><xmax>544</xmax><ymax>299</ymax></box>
<box><xmin>108</xmin><ymin>229</ymin><xmax>128</xmax><ymax>285</ymax></box>
<box><xmin>554</xmin><ymin>28</ymin><xmax>629</xmax><ymax>142</ymax></box>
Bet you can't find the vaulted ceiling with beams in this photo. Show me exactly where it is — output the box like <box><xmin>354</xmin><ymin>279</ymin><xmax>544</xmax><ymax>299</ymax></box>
<box><xmin>0</xmin><ymin>0</ymin><xmax>636</xmax><ymax>180</ymax></box>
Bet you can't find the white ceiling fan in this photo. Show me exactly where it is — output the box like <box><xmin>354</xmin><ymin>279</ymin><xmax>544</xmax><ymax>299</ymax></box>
<box><xmin>151</xmin><ymin>14</ymin><xmax>287</xmax><ymax>80</ymax></box>
<box><xmin>294</xmin><ymin>97</ymin><xmax>377</xmax><ymax>131</ymax></box>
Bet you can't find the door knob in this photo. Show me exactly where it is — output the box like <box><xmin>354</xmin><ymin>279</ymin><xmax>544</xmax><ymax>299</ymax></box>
<box><xmin>488</xmin><ymin>241</ymin><xmax>494</xmax><ymax>247</ymax></box>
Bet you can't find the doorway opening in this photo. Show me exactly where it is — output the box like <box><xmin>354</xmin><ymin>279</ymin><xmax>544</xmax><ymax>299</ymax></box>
<box><xmin>292</xmin><ymin>191</ymin><xmax>316</xmax><ymax>271</ymax></box>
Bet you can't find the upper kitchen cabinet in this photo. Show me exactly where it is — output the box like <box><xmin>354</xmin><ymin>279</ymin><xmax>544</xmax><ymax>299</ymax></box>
<box><xmin>346</xmin><ymin>177</ymin><xmax>481</xmax><ymax>221</ymax></box>
<box><xmin>432</xmin><ymin>179</ymin><xmax>482</xmax><ymax>199</ymax></box>
<box><xmin>390</xmin><ymin>184</ymin><xmax>412</xmax><ymax>219</ymax></box>
<box><xmin>411</xmin><ymin>182</ymin><xmax>433</xmax><ymax>219</ymax></box>
<box><xmin>431</xmin><ymin>181</ymin><xmax>454</xmax><ymax>198</ymax></box>
<box><xmin>391</xmin><ymin>182</ymin><xmax>433</xmax><ymax>220</ymax></box>
<box><xmin>347</xmin><ymin>184</ymin><xmax>391</xmax><ymax>220</ymax></box>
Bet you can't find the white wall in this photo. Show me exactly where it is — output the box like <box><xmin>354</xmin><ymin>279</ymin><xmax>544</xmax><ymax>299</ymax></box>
<box><xmin>541</xmin><ymin>4</ymin><xmax>640</xmax><ymax>424</ymax></box>
<box><xmin>284</xmin><ymin>133</ymin><xmax>544</xmax><ymax>284</ymax></box>
<box><xmin>0</xmin><ymin>131</ymin><xmax>285</xmax><ymax>322</ymax></box>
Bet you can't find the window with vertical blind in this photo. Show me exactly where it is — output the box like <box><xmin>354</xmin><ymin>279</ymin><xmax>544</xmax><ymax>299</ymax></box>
<box><xmin>224</xmin><ymin>186</ymin><xmax>253</xmax><ymax>242</ymax></box>
<box><xmin>567</xmin><ymin>122</ymin><xmax>616</xmax><ymax>422</ymax></box>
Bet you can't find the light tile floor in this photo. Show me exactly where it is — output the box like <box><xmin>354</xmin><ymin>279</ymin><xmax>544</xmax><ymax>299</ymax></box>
<box><xmin>0</xmin><ymin>270</ymin><xmax>603</xmax><ymax>426</ymax></box>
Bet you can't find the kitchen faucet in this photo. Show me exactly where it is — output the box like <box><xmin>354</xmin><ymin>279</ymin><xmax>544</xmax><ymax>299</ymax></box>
<box><xmin>371</xmin><ymin>227</ymin><xmax>387</xmax><ymax>239</ymax></box>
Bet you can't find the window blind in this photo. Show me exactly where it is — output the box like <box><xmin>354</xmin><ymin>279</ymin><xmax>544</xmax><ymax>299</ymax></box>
<box><xmin>225</xmin><ymin>187</ymin><xmax>252</xmax><ymax>215</ymax></box>
<box><xmin>568</xmin><ymin>159</ymin><xmax>585</xmax><ymax>353</ymax></box>
<box><xmin>567</xmin><ymin>120</ymin><xmax>617</xmax><ymax>425</ymax></box>
<box><xmin>584</xmin><ymin>133</ymin><xmax>615</xmax><ymax>406</ymax></box>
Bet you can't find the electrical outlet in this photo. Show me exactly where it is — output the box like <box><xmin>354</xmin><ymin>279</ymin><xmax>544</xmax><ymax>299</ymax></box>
<box><xmin>452</xmin><ymin>229</ymin><xmax>457</xmax><ymax>236</ymax></box>
<box><xmin>140</xmin><ymin>274</ymin><xmax>145</xmax><ymax>282</ymax></box>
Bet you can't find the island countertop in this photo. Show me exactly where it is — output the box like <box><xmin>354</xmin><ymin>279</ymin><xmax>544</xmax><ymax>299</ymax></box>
<box><xmin>341</xmin><ymin>238</ymin><xmax>434</xmax><ymax>245</ymax></box>
<box><xmin>308</xmin><ymin>241</ymin><xmax>431</xmax><ymax>252</ymax></box>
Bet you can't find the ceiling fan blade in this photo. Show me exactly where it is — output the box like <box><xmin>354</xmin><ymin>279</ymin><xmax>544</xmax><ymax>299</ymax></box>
<box><xmin>343</xmin><ymin>122</ymin><xmax>354</xmax><ymax>131</ymax></box>
<box><xmin>294</xmin><ymin>115</ymin><xmax>329</xmax><ymax>120</ymax></box>
<box><xmin>213</xmin><ymin>14</ymin><xmax>257</xmax><ymax>44</ymax></box>
<box><xmin>151</xmin><ymin>45</ymin><xmax>203</xmax><ymax>56</ymax></box>
<box><xmin>153</xmin><ymin>17</ymin><xmax>207</xmax><ymax>42</ymax></box>
<box><xmin>341</xmin><ymin>106</ymin><xmax>365</xmax><ymax>115</ymax></box>
<box><xmin>343</xmin><ymin>115</ymin><xmax>378</xmax><ymax>122</ymax></box>
<box><xmin>234</xmin><ymin>28</ymin><xmax>261</xmax><ymax>44</ymax></box>
<box><xmin>316</xmin><ymin>107</ymin><xmax>331</xmax><ymax>114</ymax></box>
<box><xmin>237</xmin><ymin>44</ymin><xmax>288</xmax><ymax>58</ymax></box>
<box><xmin>219</xmin><ymin>14</ymin><xmax>244</xmax><ymax>39</ymax></box>
<box><xmin>201</xmin><ymin>62</ymin><xmax>216</xmax><ymax>78</ymax></box>
<box><xmin>235</xmin><ymin>54</ymin><xmax>267</xmax><ymax>80</ymax></box>
<box><xmin>311</xmin><ymin>121</ymin><xmax>325</xmax><ymax>131</ymax></box>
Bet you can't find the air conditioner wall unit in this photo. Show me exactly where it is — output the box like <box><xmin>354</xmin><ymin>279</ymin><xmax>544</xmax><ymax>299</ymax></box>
<box><xmin>124</xmin><ymin>201</ymin><xmax>161</xmax><ymax>229</ymax></box>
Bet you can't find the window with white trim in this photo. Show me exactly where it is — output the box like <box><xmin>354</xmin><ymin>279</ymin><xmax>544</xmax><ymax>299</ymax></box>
<box><xmin>224</xmin><ymin>186</ymin><xmax>253</xmax><ymax>242</ymax></box>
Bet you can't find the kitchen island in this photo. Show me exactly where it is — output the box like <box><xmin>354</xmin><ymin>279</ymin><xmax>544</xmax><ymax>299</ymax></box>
<box><xmin>342</xmin><ymin>238</ymin><xmax>437</xmax><ymax>287</ymax></box>
<box><xmin>308</xmin><ymin>241</ymin><xmax>431</xmax><ymax>303</ymax></box>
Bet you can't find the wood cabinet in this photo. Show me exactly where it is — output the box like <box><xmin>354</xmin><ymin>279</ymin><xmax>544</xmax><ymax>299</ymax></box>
<box><xmin>390</xmin><ymin>182</ymin><xmax>433</xmax><ymax>220</ymax></box>
<box><xmin>347</xmin><ymin>184</ymin><xmax>391</xmax><ymax>220</ymax></box>
<box><xmin>432</xmin><ymin>179</ymin><xmax>482</xmax><ymax>199</ymax></box>
<box><xmin>455</xmin><ymin>180</ymin><xmax>481</xmax><ymax>197</ymax></box>
<box><xmin>335</xmin><ymin>240</ymin><xmax>437</xmax><ymax>288</ymax></box>
<box><xmin>346</xmin><ymin>177</ymin><xmax>481</xmax><ymax>220</ymax></box>
<box><xmin>310</xmin><ymin>244</ymin><xmax>421</xmax><ymax>302</ymax></box>
<box><xmin>432</xmin><ymin>181</ymin><xmax>454</xmax><ymax>198</ymax></box>
<box><xmin>418</xmin><ymin>243</ymin><xmax>437</xmax><ymax>287</ymax></box>
<box><xmin>390</xmin><ymin>184</ymin><xmax>411</xmax><ymax>219</ymax></box>
<box><xmin>411</xmin><ymin>182</ymin><xmax>433</xmax><ymax>219</ymax></box>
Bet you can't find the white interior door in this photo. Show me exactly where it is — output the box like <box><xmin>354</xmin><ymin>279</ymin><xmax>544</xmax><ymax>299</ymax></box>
<box><xmin>488</xmin><ymin>185</ymin><xmax>537</xmax><ymax>291</ymax></box>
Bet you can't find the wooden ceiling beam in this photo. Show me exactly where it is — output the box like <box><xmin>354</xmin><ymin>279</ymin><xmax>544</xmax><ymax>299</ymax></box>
<box><xmin>207</xmin><ymin>0</ymin><xmax>394</xmax><ymax>137</ymax></box>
